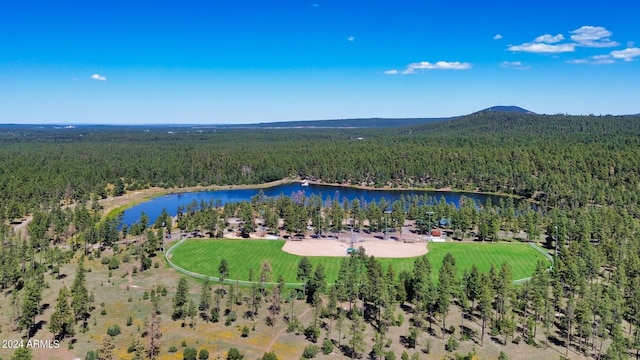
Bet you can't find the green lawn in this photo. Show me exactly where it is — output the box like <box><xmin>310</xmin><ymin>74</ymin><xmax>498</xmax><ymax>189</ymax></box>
<box><xmin>427</xmin><ymin>242</ymin><xmax>550</xmax><ymax>281</ymax></box>
<box><xmin>168</xmin><ymin>239</ymin><xmax>550</xmax><ymax>284</ymax></box>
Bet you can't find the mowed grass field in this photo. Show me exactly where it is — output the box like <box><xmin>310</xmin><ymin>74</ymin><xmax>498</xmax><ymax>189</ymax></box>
<box><xmin>168</xmin><ymin>239</ymin><xmax>551</xmax><ymax>284</ymax></box>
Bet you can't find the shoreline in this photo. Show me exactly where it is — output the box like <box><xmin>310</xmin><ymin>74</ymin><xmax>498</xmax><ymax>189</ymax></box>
<box><xmin>100</xmin><ymin>177</ymin><xmax>527</xmax><ymax>221</ymax></box>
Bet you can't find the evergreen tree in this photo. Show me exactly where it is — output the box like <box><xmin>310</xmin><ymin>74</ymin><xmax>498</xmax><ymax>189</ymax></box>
<box><xmin>218</xmin><ymin>259</ymin><xmax>230</xmax><ymax>282</ymax></box>
<box><xmin>172</xmin><ymin>277</ymin><xmax>190</xmax><ymax>322</ymax></box>
<box><xmin>199</xmin><ymin>278</ymin><xmax>212</xmax><ymax>321</ymax></box>
<box><xmin>297</xmin><ymin>257</ymin><xmax>313</xmax><ymax>298</ymax></box>
<box><xmin>71</xmin><ymin>261</ymin><xmax>90</xmax><ymax>328</ymax></box>
<box><xmin>349</xmin><ymin>311</ymin><xmax>365</xmax><ymax>359</ymax></box>
<box><xmin>19</xmin><ymin>279</ymin><xmax>42</xmax><ymax>333</ymax></box>
<box><xmin>49</xmin><ymin>285</ymin><xmax>75</xmax><ymax>340</ymax></box>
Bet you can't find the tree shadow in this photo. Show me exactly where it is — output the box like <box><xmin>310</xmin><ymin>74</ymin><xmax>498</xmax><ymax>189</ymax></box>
<box><xmin>28</xmin><ymin>320</ymin><xmax>47</xmax><ymax>338</ymax></box>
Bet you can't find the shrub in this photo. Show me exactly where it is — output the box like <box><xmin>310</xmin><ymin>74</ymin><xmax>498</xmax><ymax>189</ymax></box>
<box><xmin>261</xmin><ymin>351</ymin><xmax>278</xmax><ymax>360</ymax></box>
<box><xmin>108</xmin><ymin>256</ymin><xmax>120</xmax><ymax>270</ymax></box>
<box><xmin>183</xmin><ymin>347</ymin><xmax>198</xmax><ymax>360</ymax></box>
<box><xmin>302</xmin><ymin>345</ymin><xmax>318</xmax><ymax>358</ymax></box>
<box><xmin>241</xmin><ymin>326</ymin><xmax>249</xmax><ymax>337</ymax></box>
<box><xmin>422</xmin><ymin>339</ymin><xmax>431</xmax><ymax>354</ymax></box>
<box><xmin>384</xmin><ymin>351</ymin><xmax>396</xmax><ymax>360</ymax></box>
<box><xmin>227</xmin><ymin>347</ymin><xmax>244</xmax><ymax>360</ymax></box>
<box><xmin>407</xmin><ymin>328</ymin><xmax>418</xmax><ymax>348</ymax></box>
<box><xmin>445</xmin><ymin>336</ymin><xmax>459</xmax><ymax>352</ymax></box>
<box><xmin>304</xmin><ymin>325</ymin><xmax>320</xmax><ymax>343</ymax></box>
<box><xmin>321</xmin><ymin>338</ymin><xmax>333</xmax><ymax>355</ymax></box>
<box><xmin>169</xmin><ymin>346</ymin><xmax>178</xmax><ymax>353</ymax></box>
<box><xmin>199</xmin><ymin>349</ymin><xmax>210</xmax><ymax>360</ymax></box>
<box><xmin>101</xmin><ymin>256</ymin><xmax>111</xmax><ymax>265</ymax></box>
<box><xmin>126</xmin><ymin>315</ymin><xmax>133</xmax><ymax>326</ymax></box>
<box><xmin>107</xmin><ymin>325</ymin><xmax>121</xmax><ymax>337</ymax></box>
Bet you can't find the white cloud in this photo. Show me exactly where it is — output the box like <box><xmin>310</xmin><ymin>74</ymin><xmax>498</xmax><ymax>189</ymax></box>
<box><xmin>534</xmin><ymin>34</ymin><xmax>564</xmax><ymax>44</ymax></box>
<box><xmin>91</xmin><ymin>74</ymin><xmax>107</xmax><ymax>81</ymax></box>
<box><xmin>500</xmin><ymin>61</ymin><xmax>531</xmax><ymax>70</ymax></box>
<box><xmin>508</xmin><ymin>42</ymin><xmax>575</xmax><ymax>53</ymax></box>
<box><xmin>567</xmin><ymin>55</ymin><xmax>615</xmax><ymax>65</ymax></box>
<box><xmin>568</xmin><ymin>48</ymin><xmax>640</xmax><ymax>65</ymax></box>
<box><xmin>347</xmin><ymin>35</ymin><xmax>355</xmax><ymax>42</ymax></box>
<box><xmin>401</xmin><ymin>61</ymin><xmax>471</xmax><ymax>73</ymax></box>
<box><xmin>493</xmin><ymin>34</ymin><xmax>503</xmax><ymax>40</ymax></box>
<box><xmin>385</xmin><ymin>61</ymin><xmax>471</xmax><ymax>75</ymax></box>
<box><xmin>570</xmin><ymin>26</ymin><xmax>619</xmax><ymax>48</ymax></box>
<box><xmin>610</xmin><ymin>47</ymin><xmax>640</xmax><ymax>61</ymax></box>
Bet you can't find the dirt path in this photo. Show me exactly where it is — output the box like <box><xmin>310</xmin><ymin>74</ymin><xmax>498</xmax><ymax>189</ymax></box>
<box><xmin>266</xmin><ymin>307</ymin><xmax>312</xmax><ymax>352</ymax></box>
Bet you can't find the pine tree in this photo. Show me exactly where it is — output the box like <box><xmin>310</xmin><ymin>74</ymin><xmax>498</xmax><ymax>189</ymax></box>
<box><xmin>477</xmin><ymin>273</ymin><xmax>494</xmax><ymax>347</ymax></box>
<box><xmin>297</xmin><ymin>257</ymin><xmax>313</xmax><ymax>298</ymax></box>
<box><xmin>172</xmin><ymin>277</ymin><xmax>189</xmax><ymax>322</ymax></box>
<box><xmin>188</xmin><ymin>299</ymin><xmax>197</xmax><ymax>328</ymax></box>
<box><xmin>19</xmin><ymin>279</ymin><xmax>42</xmax><ymax>333</ymax></box>
<box><xmin>49</xmin><ymin>285</ymin><xmax>75</xmax><ymax>340</ymax></box>
<box><xmin>218</xmin><ymin>259</ymin><xmax>229</xmax><ymax>282</ymax></box>
<box><xmin>71</xmin><ymin>261</ymin><xmax>90</xmax><ymax>328</ymax></box>
<box><xmin>199</xmin><ymin>278</ymin><xmax>212</xmax><ymax>321</ymax></box>
<box><xmin>348</xmin><ymin>311</ymin><xmax>365</xmax><ymax>359</ymax></box>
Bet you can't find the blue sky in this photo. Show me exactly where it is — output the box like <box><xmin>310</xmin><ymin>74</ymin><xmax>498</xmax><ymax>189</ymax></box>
<box><xmin>1</xmin><ymin>1</ymin><xmax>639</xmax><ymax>124</ymax></box>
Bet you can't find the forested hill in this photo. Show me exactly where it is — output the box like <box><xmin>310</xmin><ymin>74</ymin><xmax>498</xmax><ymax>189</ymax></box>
<box><xmin>409</xmin><ymin>111</ymin><xmax>640</xmax><ymax>139</ymax></box>
<box><xmin>1</xmin><ymin>112</ymin><xmax>640</xmax><ymax>218</ymax></box>
<box><xmin>225</xmin><ymin>117</ymin><xmax>451</xmax><ymax>128</ymax></box>
<box><xmin>480</xmin><ymin>105</ymin><xmax>534</xmax><ymax>114</ymax></box>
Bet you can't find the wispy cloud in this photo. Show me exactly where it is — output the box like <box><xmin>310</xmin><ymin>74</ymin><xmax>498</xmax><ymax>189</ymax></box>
<box><xmin>311</xmin><ymin>3</ymin><xmax>319</xmax><ymax>7</ymax></box>
<box><xmin>500</xmin><ymin>61</ymin><xmax>531</xmax><ymax>70</ymax></box>
<box><xmin>570</xmin><ymin>26</ymin><xmax>619</xmax><ymax>48</ymax></box>
<box><xmin>534</xmin><ymin>34</ymin><xmax>564</xmax><ymax>44</ymax></box>
<box><xmin>91</xmin><ymin>74</ymin><xmax>107</xmax><ymax>81</ymax></box>
<box><xmin>610</xmin><ymin>47</ymin><xmax>640</xmax><ymax>61</ymax></box>
<box><xmin>347</xmin><ymin>35</ymin><xmax>355</xmax><ymax>42</ymax></box>
<box><xmin>567</xmin><ymin>47</ymin><xmax>640</xmax><ymax>65</ymax></box>
<box><xmin>508</xmin><ymin>42</ymin><xmax>575</xmax><ymax>53</ymax></box>
<box><xmin>493</xmin><ymin>34</ymin><xmax>503</xmax><ymax>40</ymax></box>
<box><xmin>403</xmin><ymin>61</ymin><xmax>471</xmax><ymax>73</ymax></box>
<box><xmin>386</xmin><ymin>61</ymin><xmax>471</xmax><ymax>75</ymax></box>
<box><xmin>566</xmin><ymin>55</ymin><xmax>615</xmax><ymax>65</ymax></box>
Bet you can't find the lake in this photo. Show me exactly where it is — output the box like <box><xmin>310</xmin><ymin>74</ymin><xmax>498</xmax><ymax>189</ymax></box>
<box><xmin>120</xmin><ymin>183</ymin><xmax>513</xmax><ymax>227</ymax></box>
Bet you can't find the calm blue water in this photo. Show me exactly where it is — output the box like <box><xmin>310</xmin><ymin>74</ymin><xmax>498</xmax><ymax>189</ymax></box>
<box><xmin>120</xmin><ymin>183</ymin><xmax>510</xmax><ymax>227</ymax></box>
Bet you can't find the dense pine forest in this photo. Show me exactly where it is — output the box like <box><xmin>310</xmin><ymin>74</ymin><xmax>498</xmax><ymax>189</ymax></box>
<box><xmin>1</xmin><ymin>111</ymin><xmax>640</xmax><ymax>359</ymax></box>
<box><xmin>2</xmin><ymin>112</ymin><xmax>640</xmax><ymax>216</ymax></box>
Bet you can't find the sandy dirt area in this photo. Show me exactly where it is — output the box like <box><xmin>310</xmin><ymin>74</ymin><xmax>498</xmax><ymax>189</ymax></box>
<box><xmin>282</xmin><ymin>239</ymin><xmax>427</xmax><ymax>258</ymax></box>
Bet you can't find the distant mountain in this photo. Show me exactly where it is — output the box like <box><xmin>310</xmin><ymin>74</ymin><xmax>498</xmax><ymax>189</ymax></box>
<box><xmin>219</xmin><ymin>117</ymin><xmax>452</xmax><ymax>129</ymax></box>
<box><xmin>479</xmin><ymin>105</ymin><xmax>535</xmax><ymax>114</ymax></box>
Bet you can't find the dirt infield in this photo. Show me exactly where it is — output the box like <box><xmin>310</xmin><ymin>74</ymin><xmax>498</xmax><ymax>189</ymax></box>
<box><xmin>282</xmin><ymin>239</ymin><xmax>428</xmax><ymax>258</ymax></box>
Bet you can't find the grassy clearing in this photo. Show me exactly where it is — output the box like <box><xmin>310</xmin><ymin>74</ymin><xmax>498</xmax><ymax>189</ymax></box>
<box><xmin>427</xmin><ymin>242</ymin><xmax>550</xmax><ymax>280</ymax></box>
<box><xmin>169</xmin><ymin>239</ymin><xmax>550</xmax><ymax>284</ymax></box>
